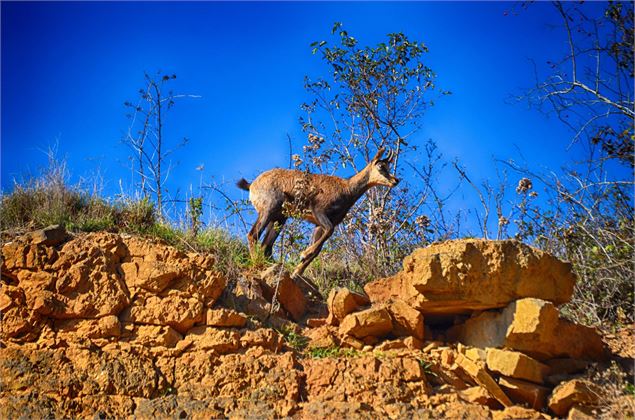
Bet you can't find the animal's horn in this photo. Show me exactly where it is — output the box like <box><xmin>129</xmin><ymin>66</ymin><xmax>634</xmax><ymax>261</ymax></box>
<box><xmin>385</xmin><ymin>149</ymin><xmax>395</xmax><ymax>162</ymax></box>
<box><xmin>372</xmin><ymin>146</ymin><xmax>386</xmax><ymax>161</ymax></box>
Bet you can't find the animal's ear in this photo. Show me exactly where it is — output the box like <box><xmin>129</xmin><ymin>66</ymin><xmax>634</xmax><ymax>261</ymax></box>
<box><xmin>371</xmin><ymin>147</ymin><xmax>386</xmax><ymax>162</ymax></box>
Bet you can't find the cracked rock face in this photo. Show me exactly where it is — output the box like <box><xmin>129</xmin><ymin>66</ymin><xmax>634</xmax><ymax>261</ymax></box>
<box><xmin>0</xmin><ymin>230</ymin><xmax>616</xmax><ymax>419</ymax></box>
<box><xmin>364</xmin><ymin>239</ymin><xmax>576</xmax><ymax>315</ymax></box>
<box><xmin>1</xmin><ymin>232</ymin><xmax>226</xmax><ymax>344</ymax></box>
<box><xmin>447</xmin><ymin>298</ymin><xmax>607</xmax><ymax>361</ymax></box>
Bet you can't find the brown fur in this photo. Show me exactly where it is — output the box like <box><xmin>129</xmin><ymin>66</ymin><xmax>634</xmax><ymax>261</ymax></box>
<box><xmin>241</xmin><ymin>148</ymin><xmax>399</xmax><ymax>277</ymax></box>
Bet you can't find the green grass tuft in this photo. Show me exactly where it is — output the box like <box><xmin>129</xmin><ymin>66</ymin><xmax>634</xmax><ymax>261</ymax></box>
<box><xmin>307</xmin><ymin>346</ymin><xmax>363</xmax><ymax>359</ymax></box>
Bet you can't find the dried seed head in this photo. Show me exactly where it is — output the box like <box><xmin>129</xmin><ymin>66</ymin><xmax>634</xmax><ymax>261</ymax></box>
<box><xmin>516</xmin><ymin>177</ymin><xmax>533</xmax><ymax>194</ymax></box>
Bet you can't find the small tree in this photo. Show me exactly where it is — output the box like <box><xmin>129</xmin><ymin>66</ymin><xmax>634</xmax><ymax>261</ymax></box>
<box><xmin>295</xmin><ymin>24</ymin><xmax>450</xmax><ymax>279</ymax></box>
<box><xmin>123</xmin><ymin>72</ymin><xmax>199</xmax><ymax>220</ymax></box>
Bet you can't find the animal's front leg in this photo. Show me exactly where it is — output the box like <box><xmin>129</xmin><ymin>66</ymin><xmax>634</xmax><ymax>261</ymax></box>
<box><xmin>293</xmin><ymin>213</ymin><xmax>333</xmax><ymax>278</ymax></box>
<box><xmin>292</xmin><ymin>251</ymin><xmax>316</xmax><ymax>278</ymax></box>
<box><xmin>292</xmin><ymin>244</ymin><xmax>325</xmax><ymax>277</ymax></box>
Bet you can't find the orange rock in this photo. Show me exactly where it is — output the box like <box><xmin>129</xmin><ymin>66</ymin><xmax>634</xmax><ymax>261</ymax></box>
<box><xmin>261</xmin><ymin>266</ymin><xmax>307</xmax><ymax>322</ymax></box>
<box><xmin>548</xmin><ymin>379</ymin><xmax>601</xmax><ymax>417</ymax></box>
<box><xmin>435</xmin><ymin>398</ymin><xmax>493</xmax><ymax>419</ymax></box>
<box><xmin>325</xmin><ymin>287</ymin><xmax>369</xmax><ymax>326</ymax></box>
<box><xmin>498</xmin><ymin>376</ymin><xmax>550</xmax><ymax>410</ymax></box>
<box><xmin>303</xmin><ymin>354</ymin><xmax>431</xmax><ymax>408</ymax></box>
<box><xmin>492</xmin><ymin>406</ymin><xmax>550</xmax><ymax>420</ymax></box>
<box><xmin>0</xmin><ymin>285</ymin><xmax>25</xmax><ymax>312</ymax></box>
<box><xmin>304</xmin><ymin>325</ymin><xmax>338</xmax><ymax>349</ymax></box>
<box><xmin>55</xmin><ymin>315</ymin><xmax>121</xmax><ymax>340</ymax></box>
<box><xmin>463</xmin><ymin>347</ymin><xmax>487</xmax><ymax>365</ymax></box>
<box><xmin>364</xmin><ymin>239</ymin><xmax>575</xmax><ymax>315</ymax></box>
<box><xmin>362</xmin><ymin>335</ymin><xmax>379</xmax><ymax>346</ymax></box>
<box><xmin>375</xmin><ymin>338</ymin><xmax>407</xmax><ymax>351</ymax></box>
<box><xmin>54</xmin><ymin>263</ymin><xmax>89</xmax><ymax>294</ymax></box>
<box><xmin>306</xmin><ymin>317</ymin><xmax>327</xmax><ymax>328</ymax></box>
<box><xmin>132</xmin><ymin>325</ymin><xmax>183</xmax><ymax>348</ymax></box>
<box><xmin>170</xmin><ymin>269</ymin><xmax>226</xmax><ymax>308</ymax></box>
<box><xmin>121</xmin><ymin>260</ymin><xmax>179</xmax><ymax>293</ymax></box>
<box><xmin>486</xmin><ymin>348</ymin><xmax>550</xmax><ymax>384</ymax></box>
<box><xmin>0</xmin><ymin>291</ymin><xmax>13</xmax><ymax>312</ymax></box>
<box><xmin>16</xmin><ymin>270</ymin><xmax>55</xmax><ymax>299</ymax></box>
<box><xmin>567</xmin><ymin>405</ymin><xmax>596</xmax><ymax>420</ymax></box>
<box><xmin>240</xmin><ymin>328</ymin><xmax>283</xmax><ymax>352</ymax></box>
<box><xmin>299</xmin><ymin>401</ymin><xmax>372</xmax><ymax>420</ymax></box>
<box><xmin>454</xmin><ymin>352</ymin><xmax>513</xmax><ymax>407</ymax></box>
<box><xmin>458</xmin><ymin>386</ymin><xmax>502</xmax><ymax>409</ymax></box>
<box><xmin>440</xmin><ymin>348</ymin><xmax>457</xmax><ymax>368</ymax></box>
<box><xmin>384</xmin><ymin>299</ymin><xmax>424</xmax><ymax>340</ymax></box>
<box><xmin>10</xmin><ymin>234</ymin><xmax>133</xmax><ymax>319</ymax></box>
<box><xmin>2</xmin><ymin>239</ymin><xmax>57</xmax><ymax>272</ymax></box>
<box><xmin>186</xmin><ymin>326</ymin><xmax>240</xmax><ymax>353</ymax></box>
<box><xmin>123</xmin><ymin>235</ymin><xmax>226</xmax><ymax>307</ymax></box>
<box><xmin>205</xmin><ymin>308</ymin><xmax>247</xmax><ymax>328</ymax></box>
<box><xmin>169</xmin><ymin>351</ymin><xmax>301</xmax><ymax>417</ymax></box>
<box><xmin>338</xmin><ymin>307</ymin><xmax>393</xmax><ymax>339</ymax></box>
<box><xmin>96</xmin><ymin>315</ymin><xmax>122</xmax><ymax>337</ymax></box>
<box><xmin>422</xmin><ymin>341</ymin><xmax>442</xmax><ymax>353</ymax></box>
<box><xmin>373</xmin><ymin>336</ymin><xmax>420</xmax><ymax>352</ymax></box>
<box><xmin>31</xmin><ymin>288</ymin><xmax>128</xmax><ymax>322</ymax></box>
<box><xmin>234</xmin><ymin>276</ymin><xmax>287</xmax><ymax>323</ymax></box>
<box><xmin>403</xmin><ymin>336</ymin><xmax>424</xmax><ymax>350</ymax></box>
<box><xmin>122</xmin><ymin>291</ymin><xmax>204</xmax><ymax>334</ymax></box>
<box><xmin>339</xmin><ymin>335</ymin><xmax>365</xmax><ymax>350</ymax></box>
<box><xmin>29</xmin><ymin>225</ymin><xmax>67</xmax><ymax>246</ymax></box>
<box><xmin>0</xmin><ymin>305</ymin><xmax>37</xmax><ymax>340</ymax></box>
<box><xmin>398</xmin><ymin>357</ymin><xmax>424</xmax><ymax>381</ymax></box>
<box><xmin>449</xmin><ymin>298</ymin><xmax>607</xmax><ymax>361</ymax></box>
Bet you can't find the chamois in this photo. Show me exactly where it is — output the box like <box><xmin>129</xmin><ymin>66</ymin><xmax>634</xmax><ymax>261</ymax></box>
<box><xmin>237</xmin><ymin>147</ymin><xmax>399</xmax><ymax>278</ymax></box>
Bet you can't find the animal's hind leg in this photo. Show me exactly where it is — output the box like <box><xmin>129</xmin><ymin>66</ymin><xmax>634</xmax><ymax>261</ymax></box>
<box><xmin>247</xmin><ymin>212</ymin><xmax>272</xmax><ymax>256</ymax></box>
<box><xmin>261</xmin><ymin>217</ymin><xmax>287</xmax><ymax>258</ymax></box>
<box><xmin>247</xmin><ymin>214</ymin><xmax>262</xmax><ymax>255</ymax></box>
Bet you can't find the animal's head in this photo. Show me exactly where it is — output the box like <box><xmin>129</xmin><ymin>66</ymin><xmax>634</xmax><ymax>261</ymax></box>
<box><xmin>368</xmin><ymin>147</ymin><xmax>400</xmax><ymax>188</ymax></box>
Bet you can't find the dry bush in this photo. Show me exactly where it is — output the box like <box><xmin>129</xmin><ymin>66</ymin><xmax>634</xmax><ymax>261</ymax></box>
<box><xmin>0</xmin><ymin>153</ymin><xmax>112</xmax><ymax>232</ymax></box>
<box><xmin>496</xmin><ymin>158</ymin><xmax>634</xmax><ymax>327</ymax></box>
<box><xmin>587</xmin><ymin>361</ymin><xmax>635</xmax><ymax>419</ymax></box>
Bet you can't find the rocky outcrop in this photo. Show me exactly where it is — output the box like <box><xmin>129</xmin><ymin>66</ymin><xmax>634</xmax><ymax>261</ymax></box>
<box><xmin>364</xmin><ymin>239</ymin><xmax>575</xmax><ymax>315</ymax></box>
<box><xmin>317</xmin><ymin>239</ymin><xmax>613</xmax><ymax>418</ymax></box>
<box><xmin>338</xmin><ymin>306</ymin><xmax>393</xmax><ymax>339</ymax></box>
<box><xmin>260</xmin><ymin>265</ymin><xmax>307</xmax><ymax>322</ymax></box>
<box><xmin>325</xmin><ymin>287</ymin><xmax>369</xmax><ymax>326</ymax></box>
<box><xmin>304</xmin><ymin>354</ymin><xmax>430</xmax><ymax>406</ymax></box>
<box><xmin>0</xmin><ymin>229</ymin><xmax>623</xmax><ymax>419</ymax></box>
<box><xmin>447</xmin><ymin>298</ymin><xmax>607</xmax><ymax>361</ymax></box>
<box><xmin>498</xmin><ymin>376</ymin><xmax>550</xmax><ymax>410</ymax></box>
<box><xmin>1</xmin><ymin>230</ymin><xmax>226</xmax><ymax>341</ymax></box>
<box><xmin>548</xmin><ymin>379</ymin><xmax>602</xmax><ymax>416</ymax></box>
<box><xmin>485</xmin><ymin>348</ymin><xmax>550</xmax><ymax>384</ymax></box>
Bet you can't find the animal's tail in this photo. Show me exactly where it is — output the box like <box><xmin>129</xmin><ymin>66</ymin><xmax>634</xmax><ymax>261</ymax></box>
<box><xmin>237</xmin><ymin>178</ymin><xmax>251</xmax><ymax>191</ymax></box>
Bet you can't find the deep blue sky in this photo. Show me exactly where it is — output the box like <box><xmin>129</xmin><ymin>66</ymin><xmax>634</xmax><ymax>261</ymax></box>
<box><xmin>0</xmin><ymin>1</ymin><xmax>613</xmax><ymax>231</ymax></box>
